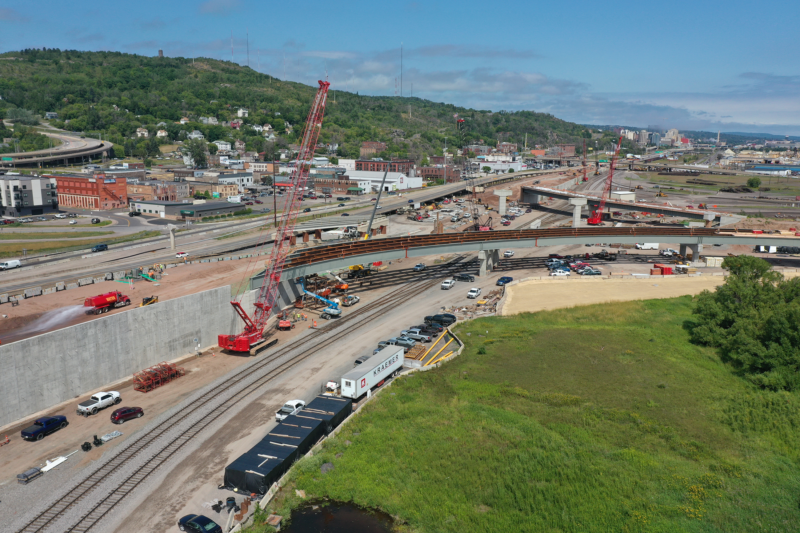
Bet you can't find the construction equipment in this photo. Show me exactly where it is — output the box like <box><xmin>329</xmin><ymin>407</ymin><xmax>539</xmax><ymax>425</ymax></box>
<box><xmin>582</xmin><ymin>140</ymin><xmax>588</xmax><ymax>182</ymax></box>
<box><xmin>133</xmin><ymin>362</ymin><xmax>185</xmax><ymax>393</ymax></box>
<box><xmin>277</xmin><ymin>312</ymin><xmax>295</xmax><ymax>331</ymax></box>
<box><xmin>587</xmin><ymin>136</ymin><xmax>623</xmax><ymax>226</ymax></box>
<box><xmin>84</xmin><ymin>291</ymin><xmax>131</xmax><ymax>315</ymax></box>
<box><xmin>140</xmin><ymin>296</ymin><xmax>159</xmax><ymax>307</ymax></box>
<box><xmin>656</xmin><ymin>191</ymin><xmax>667</xmax><ymax>197</ymax></box>
<box><xmin>298</xmin><ymin>278</ymin><xmax>341</xmax><ymax>320</ymax></box>
<box><xmin>218</xmin><ymin>80</ymin><xmax>330</xmax><ymax>352</ymax></box>
<box><xmin>327</xmin><ymin>272</ymin><xmax>349</xmax><ymax>292</ymax></box>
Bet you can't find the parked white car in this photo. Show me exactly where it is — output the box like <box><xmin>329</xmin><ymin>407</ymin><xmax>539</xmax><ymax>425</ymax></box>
<box><xmin>467</xmin><ymin>287</ymin><xmax>482</xmax><ymax>299</ymax></box>
<box><xmin>441</xmin><ymin>279</ymin><xmax>456</xmax><ymax>290</ymax></box>
<box><xmin>550</xmin><ymin>270</ymin><xmax>570</xmax><ymax>277</ymax></box>
<box><xmin>54</xmin><ymin>213</ymin><xmax>68</xmax><ymax>219</ymax></box>
<box><xmin>275</xmin><ymin>399</ymin><xmax>305</xmax><ymax>422</ymax></box>
<box><xmin>503</xmin><ymin>250</ymin><xmax>515</xmax><ymax>258</ymax></box>
<box><xmin>77</xmin><ymin>391</ymin><xmax>121</xmax><ymax>416</ymax></box>
<box><xmin>176</xmin><ymin>252</ymin><xmax>189</xmax><ymax>258</ymax></box>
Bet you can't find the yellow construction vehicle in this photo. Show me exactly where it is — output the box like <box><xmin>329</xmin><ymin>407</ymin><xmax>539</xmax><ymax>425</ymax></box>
<box><xmin>656</xmin><ymin>192</ymin><xmax>667</xmax><ymax>197</ymax></box>
<box><xmin>140</xmin><ymin>296</ymin><xmax>159</xmax><ymax>307</ymax></box>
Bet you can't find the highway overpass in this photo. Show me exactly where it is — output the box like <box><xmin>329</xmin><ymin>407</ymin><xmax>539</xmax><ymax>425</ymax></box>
<box><xmin>0</xmin><ymin>131</ymin><xmax>113</xmax><ymax>167</ymax></box>
<box><xmin>521</xmin><ymin>186</ymin><xmax>742</xmax><ymax>226</ymax></box>
<box><xmin>249</xmin><ymin>227</ymin><xmax>800</xmax><ymax>287</ymax></box>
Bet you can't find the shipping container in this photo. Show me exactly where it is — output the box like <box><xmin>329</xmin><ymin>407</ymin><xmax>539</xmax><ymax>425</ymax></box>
<box><xmin>341</xmin><ymin>346</ymin><xmax>404</xmax><ymax>399</ymax></box>
<box><xmin>650</xmin><ymin>268</ymin><xmax>662</xmax><ymax>275</ymax></box>
<box><xmin>224</xmin><ymin>414</ymin><xmax>324</xmax><ymax>494</ymax></box>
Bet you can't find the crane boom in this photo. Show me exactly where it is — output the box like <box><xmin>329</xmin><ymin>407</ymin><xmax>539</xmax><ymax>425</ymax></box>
<box><xmin>587</xmin><ymin>135</ymin><xmax>623</xmax><ymax>225</ymax></box>
<box><xmin>219</xmin><ymin>80</ymin><xmax>331</xmax><ymax>352</ymax></box>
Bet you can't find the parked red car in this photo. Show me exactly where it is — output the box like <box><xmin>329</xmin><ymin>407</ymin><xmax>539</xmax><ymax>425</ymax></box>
<box><xmin>110</xmin><ymin>407</ymin><xmax>144</xmax><ymax>424</ymax></box>
<box><xmin>254</xmin><ymin>200</ymin><xmax>263</xmax><ymax>204</ymax></box>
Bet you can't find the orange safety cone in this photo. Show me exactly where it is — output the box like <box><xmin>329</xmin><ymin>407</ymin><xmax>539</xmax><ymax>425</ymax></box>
<box><xmin>313</xmin><ymin>320</ymin><xmax>317</xmax><ymax>328</ymax></box>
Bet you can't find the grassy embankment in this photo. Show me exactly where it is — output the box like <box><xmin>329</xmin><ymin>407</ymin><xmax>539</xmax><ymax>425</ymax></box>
<box><xmin>0</xmin><ymin>230</ymin><xmax>161</xmax><ymax>258</ymax></box>
<box><xmin>250</xmin><ymin>297</ymin><xmax>800</xmax><ymax>532</ymax></box>
<box><xmin>637</xmin><ymin>171</ymin><xmax>800</xmax><ymax>196</ymax></box>
<box><xmin>0</xmin><ymin>231</ymin><xmax>114</xmax><ymax>240</ymax></box>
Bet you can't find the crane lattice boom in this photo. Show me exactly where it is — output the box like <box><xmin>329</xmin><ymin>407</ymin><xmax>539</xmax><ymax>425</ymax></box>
<box><xmin>219</xmin><ymin>80</ymin><xmax>330</xmax><ymax>352</ymax></box>
<box><xmin>587</xmin><ymin>135</ymin><xmax>623</xmax><ymax>226</ymax></box>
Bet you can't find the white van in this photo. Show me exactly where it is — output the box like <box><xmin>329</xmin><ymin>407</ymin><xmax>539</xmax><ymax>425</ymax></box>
<box><xmin>0</xmin><ymin>259</ymin><xmax>21</xmax><ymax>270</ymax></box>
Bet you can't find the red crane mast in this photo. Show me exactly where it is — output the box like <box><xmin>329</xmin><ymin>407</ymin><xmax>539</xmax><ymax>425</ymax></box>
<box><xmin>587</xmin><ymin>135</ymin><xmax>623</xmax><ymax>226</ymax></box>
<box><xmin>219</xmin><ymin>80</ymin><xmax>331</xmax><ymax>352</ymax></box>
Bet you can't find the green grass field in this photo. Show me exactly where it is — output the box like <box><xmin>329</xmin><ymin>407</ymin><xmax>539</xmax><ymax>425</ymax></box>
<box><xmin>251</xmin><ymin>297</ymin><xmax>800</xmax><ymax>532</ymax></box>
<box><xmin>0</xmin><ymin>230</ymin><xmax>160</xmax><ymax>258</ymax></box>
<box><xmin>0</xmin><ymin>230</ymin><xmax>114</xmax><ymax>240</ymax></box>
<box><xmin>638</xmin><ymin>172</ymin><xmax>800</xmax><ymax>196</ymax></box>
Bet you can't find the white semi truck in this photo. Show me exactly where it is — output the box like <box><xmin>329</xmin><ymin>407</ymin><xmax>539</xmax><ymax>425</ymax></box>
<box><xmin>341</xmin><ymin>346</ymin><xmax>404</xmax><ymax>399</ymax></box>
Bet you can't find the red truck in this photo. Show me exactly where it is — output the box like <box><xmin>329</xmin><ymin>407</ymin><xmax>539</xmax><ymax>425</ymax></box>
<box><xmin>84</xmin><ymin>291</ymin><xmax>131</xmax><ymax>315</ymax></box>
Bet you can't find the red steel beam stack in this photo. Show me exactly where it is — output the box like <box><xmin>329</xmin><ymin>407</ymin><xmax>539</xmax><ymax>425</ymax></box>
<box><xmin>133</xmin><ymin>362</ymin><xmax>185</xmax><ymax>393</ymax></box>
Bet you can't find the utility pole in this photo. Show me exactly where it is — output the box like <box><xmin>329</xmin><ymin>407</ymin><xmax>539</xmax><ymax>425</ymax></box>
<box><xmin>230</xmin><ymin>30</ymin><xmax>234</xmax><ymax>63</ymax></box>
<box><xmin>400</xmin><ymin>43</ymin><xmax>403</xmax><ymax>97</ymax></box>
<box><xmin>246</xmin><ymin>29</ymin><xmax>250</xmax><ymax>67</ymax></box>
<box><xmin>272</xmin><ymin>160</ymin><xmax>277</xmax><ymax>227</ymax></box>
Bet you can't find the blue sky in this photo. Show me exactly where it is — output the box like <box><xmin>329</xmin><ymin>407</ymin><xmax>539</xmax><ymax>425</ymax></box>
<box><xmin>1</xmin><ymin>0</ymin><xmax>799</xmax><ymax>134</ymax></box>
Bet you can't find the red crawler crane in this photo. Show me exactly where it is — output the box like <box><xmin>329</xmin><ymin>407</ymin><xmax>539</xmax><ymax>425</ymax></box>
<box><xmin>218</xmin><ymin>81</ymin><xmax>331</xmax><ymax>352</ymax></box>
<box><xmin>587</xmin><ymin>135</ymin><xmax>623</xmax><ymax>226</ymax></box>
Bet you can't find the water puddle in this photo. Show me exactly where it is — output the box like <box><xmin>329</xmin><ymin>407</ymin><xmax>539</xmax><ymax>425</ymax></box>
<box><xmin>282</xmin><ymin>501</ymin><xmax>394</xmax><ymax>533</ymax></box>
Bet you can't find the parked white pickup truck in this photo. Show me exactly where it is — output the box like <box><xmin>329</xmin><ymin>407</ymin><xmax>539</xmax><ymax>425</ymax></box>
<box><xmin>77</xmin><ymin>391</ymin><xmax>121</xmax><ymax>416</ymax></box>
<box><xmin>275</xmin><ymin>399</ymin><xmax>305</xmax><ymax>422</ymax></box>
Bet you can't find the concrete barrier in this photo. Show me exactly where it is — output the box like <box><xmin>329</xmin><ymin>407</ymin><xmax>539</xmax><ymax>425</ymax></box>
<box><xmin>24</xmin><ymin>287</ymin><xmax>42</xmax><ymax>298</ymax></box>
<box><xmin>113</xmin><ymin>271</ymin><xmax>127</xmax><ymax>279</ymax></box>
<box><xmin>43</xmin><ymin>287</ymin><xmax>56</xmax><ymax>295</ymax></box>
<box><xmin>78</xmin><ymin>277</ymin><xmax>94</xmax><ymax>286</ymax></box>
<box><xmin>66</xmin><ymin>283</ymin><xmax>78</xmax><ymax>290</ymax></box>
<box><xmin>56</xmin><ymin>282</ymin><xmax>65</xmax><ymax>291</ymax></box>
<box><xmin>0</xmin><ymin>286</ymin><xmax>258</xmax><ymax>428</ymax></box>
<box><xmin>0</xmin><ymin>294</ymin><xmax>7</xmax><ymax>304</ymax></box>
<box><xmin>105</xmin><ymin>272</ymin><xmax>114</xmax><ymax>280</ymax></box>
<box><xmin>93</xmin><ymin>277</ymin><xmax>105</xmax><ymax>284</ymax></box>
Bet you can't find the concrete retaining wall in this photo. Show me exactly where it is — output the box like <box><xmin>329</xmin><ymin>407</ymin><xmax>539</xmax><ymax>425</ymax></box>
<box><xmin>0</xmin><ymin>285</ymin><xmax>257</xmax><ymax>428</ymax></box>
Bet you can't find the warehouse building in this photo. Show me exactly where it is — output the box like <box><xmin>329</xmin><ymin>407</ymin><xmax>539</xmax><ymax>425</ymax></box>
<box><xmin>345</xmin><ymin>170</ymin><xmax>422</xmax><ymax>191</ymax></box>
<box><xmin>130</xmin><ymin>200</ymin><xmax>243</xmax><ymax>220</ymax></box>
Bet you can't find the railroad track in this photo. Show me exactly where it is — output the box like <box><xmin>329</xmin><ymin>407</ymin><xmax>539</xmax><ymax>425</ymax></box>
<box><xmin>16</xmin><ymin>258</ymin><xmax>469</xmax><ymax>533</ymax></box>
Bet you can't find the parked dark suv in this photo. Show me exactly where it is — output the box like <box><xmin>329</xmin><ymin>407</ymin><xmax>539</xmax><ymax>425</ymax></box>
<box><xmin>91</xmin><ymin>244</ymin><xmax>108</xmax><ymax>252</ymax></box>
<box><xmin>110</xmin><ymin>407</ymin><xmax>144</xmax><ymax>424</ymax></box>
<box><xmin>424</xmin><ymin>314</ymin><xmax>457</xmax><ymax>327</ymax></box>
<box><xmin>454</xmin><ymin>273</ymin><xmax>475</xmax><ymax>282</ymax></box>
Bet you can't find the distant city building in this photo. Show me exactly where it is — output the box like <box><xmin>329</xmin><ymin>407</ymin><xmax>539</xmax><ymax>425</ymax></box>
<box><xmin>360</xmin><ymin>141</ymin><xmax>387</xmax><ymax>158</ymax></box>
<box><xmin>650</xmin><ymin>133</ymin><xmax>661</xmax><ymax>146</ymax></box>
<box><xmin>45</xmin><ymin>112</ymin><xmax>58</xmax><ymax>120</ymax></box>
<box><xmin>136</xmin><ymin>128</ymin><xmax>149</xmax><ymax>138</ymax></box>
<box><xmin>237</xmin><ymin>108</ymin><xmax>249</xmax><ymax>118</ymax></box>
<box><xmin>355</xmin><ymin>159</ymin><xmax>414</xmax><ymax>175</ymax></box>
<box><xmin>156</xmin><ymin>129</ymin><xmax>169</xmax><ymax>138</ymax></box>
<box><xmin>497</xmin><ymin>142</ymin><xmax>518</xmax><ymax>154</ymax></box>
<box><xmin>417</xmin><ymin>165</ymin><xmax>461</xmax><ymax>183</ymax></box>
<box><xmin>0</xmin><ymin>175</ymin><xmax>59</xmax><ymax>217</ymax></box>
<box><xmin>187</xmin><ymin>130</ymin><xmax>205</xmax><ymax>140</ymax></box>
<box><xmin>213</xmin><ymin>140</ymin><xmax>232</xmax><ymax>151</ymax></box>
<box><xmin>51</xmin><ymin>174</ymin><xmax>128</xmax><ymax>210</ymax></box>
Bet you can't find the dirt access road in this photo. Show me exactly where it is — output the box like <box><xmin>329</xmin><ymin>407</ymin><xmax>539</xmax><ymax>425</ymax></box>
<box><xmin>0</xmin><ymin>259</ymin><xmax>260</xmax><ymax>344</ymax></box>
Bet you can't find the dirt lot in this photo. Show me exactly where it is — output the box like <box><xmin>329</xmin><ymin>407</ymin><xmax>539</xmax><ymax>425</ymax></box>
<box><xmin>500</xmin><ymin>272</ymin><xmax>800</xmax><ymax>316</ymax></box>
<box><xmin>0</xmin><ymin>259</ymin><xmax>260</xmax><ymax>344</ymax></box>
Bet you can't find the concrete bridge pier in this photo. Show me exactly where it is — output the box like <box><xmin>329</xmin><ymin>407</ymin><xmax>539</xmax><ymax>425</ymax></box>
<box><xmin>569</xmin><ymin>197</ymin><xmax>587</xmax><ymax>228</ymax></box>
<box><xmin>478</xmin><ymin>249</ymin><xmax>500</xmax><ymax>277</ymax></box>
<box><xmin>494</xmin><ymin>189</ymin><xmax>512</xmax><ymax>216</ymax></box>
<box><xmin>680</xmin><ymin>243</ymin><xmax>703</xmax><ymax>260</ymax></box>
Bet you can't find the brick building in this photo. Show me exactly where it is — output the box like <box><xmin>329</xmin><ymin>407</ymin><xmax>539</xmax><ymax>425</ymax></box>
<box><xmin>417</xmin><ymin>166</ymin><xmax>461</xmax><ymax>183</ymax></box>
<box><xmin>308</xmin><ymin>177</ymin><xmax>371</xmax><ymax>195</ymax></box>
<box><xmin>355</xmin><ymin>159</ymin><xmax>414</xmax><ymax>174</ymax></box>
<box><xmin>359</xmin><ymin>141</ymin><xmax>387</xmax><ymax>158</ymax></box>
<box><xmin>189</xmin><ymin>182</ymin><xmax>239</xmax><ymax>199</ymax></box>
<box><xmin>126</xmin><ymin>181</ymin><xmax>189</xmax><ymax>202</ymax></box>
<box><xmin>555</xmin><ymin>144</ymin><xmax>576</xmax><ymax>157</ymax></box>
<box><xmin>497</xmin><ymin>142</ymin><xmax>518</xmax><ymax>154</ymax></box>
<box><xmin>51</xmin><ymin>174</ymin><xmax>128</xmax><ymax>209</ymax></box>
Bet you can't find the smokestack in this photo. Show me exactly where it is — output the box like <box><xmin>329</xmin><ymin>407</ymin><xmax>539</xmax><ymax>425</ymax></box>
<box><xmin>158</xmin><ymin>49</ymin><xmax>163</xmax><ymax>58</ymax></box>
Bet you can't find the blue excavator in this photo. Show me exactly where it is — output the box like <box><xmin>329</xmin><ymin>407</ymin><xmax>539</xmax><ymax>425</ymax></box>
<box><xmin>298</xmin><ymin>278</ymin><xmax>342</xmax><ymax>320</ymax></box>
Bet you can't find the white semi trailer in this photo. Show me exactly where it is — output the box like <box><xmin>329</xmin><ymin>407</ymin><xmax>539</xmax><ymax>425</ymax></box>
<box><xmin>341</xmin><ymin>346</ymin><xmax>404</xmax><ymax>399</ymax></box>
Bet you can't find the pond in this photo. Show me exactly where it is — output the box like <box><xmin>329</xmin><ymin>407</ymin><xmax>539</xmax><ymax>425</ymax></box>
<box><xmin>282</xmin><ymin>501</ymin><xmax>394</xmax><ymax>533</ymax></box>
